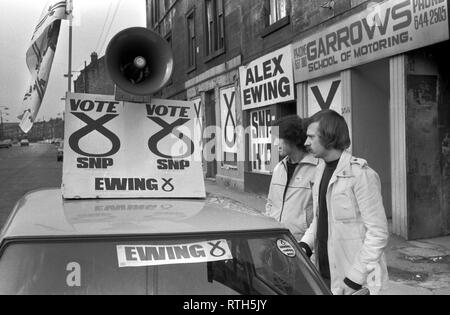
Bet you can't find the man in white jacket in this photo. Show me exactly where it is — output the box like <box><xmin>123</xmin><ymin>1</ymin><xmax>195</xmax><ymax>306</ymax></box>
<box><xmin>299</xmin><ymin>110</ymin><xmax>389</xmax><ymax>295</ymax></box>
<box><xmin>265</xmin><ymin>115</ymin><xmax>319</xmax><ymax>241</ymax></box>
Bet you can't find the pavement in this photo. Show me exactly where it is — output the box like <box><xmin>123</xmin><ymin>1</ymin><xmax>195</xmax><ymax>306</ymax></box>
<box><xmin>205</xmin><ymin>180</ymin><xmax>450</xmax><ymax>295</ymax></box>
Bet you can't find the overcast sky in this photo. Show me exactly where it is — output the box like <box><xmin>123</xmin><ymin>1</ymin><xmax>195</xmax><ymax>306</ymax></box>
<box><xmin>0</xmin><ymin>0</ymin><xmax>146</xmax><ymax>123</ymax></box>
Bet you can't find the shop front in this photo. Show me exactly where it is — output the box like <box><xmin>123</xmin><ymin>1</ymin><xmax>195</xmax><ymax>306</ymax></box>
<box><xmin>186</xmin><ymin>56</ymin><xmax>245</xmax><ymax>191</ymax></box>
<box><xmin>292</xmin><ymin>0</ymin><xmax>449</xmax><ymax>239</ymax></box>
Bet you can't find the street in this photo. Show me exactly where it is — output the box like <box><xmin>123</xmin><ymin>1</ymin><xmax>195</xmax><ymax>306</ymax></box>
<box><xmin>0</xmin><ymin>143</ymin><xmax>62</xmax><ymax>227</ymax></box>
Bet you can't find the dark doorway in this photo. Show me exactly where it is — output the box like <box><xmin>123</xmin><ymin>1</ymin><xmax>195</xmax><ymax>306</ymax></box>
<box><xmin>352</xmin><ymin>59</ymin><xmax>392</xmax><ymax>219</ymax></box>
<box><xmin>406</xmin><ymin>41</ymin><xmax>450</xmax><ymax>239</ymax></box>
<box><xmin>435</xmin><ymin>42</ymin><xmax>450</xmax><ymax>235</ymax></box>
<box><xmin>205</xmin><ymin>90</ymin><xmax>217</xmax><ymax>179</ymax></box>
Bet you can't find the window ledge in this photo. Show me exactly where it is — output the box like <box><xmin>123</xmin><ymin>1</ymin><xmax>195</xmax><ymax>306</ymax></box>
<box><xmin>186</xmin><ymin>65</ymin><xmax>197</xmax><ymax>74</ymax></box>
<box><xmin>204</xmin><ymin>48</ymin><xmax>226</xmax><ymax>63</ymax></box>
<box><xmin>261</xmin><ymin>16</ymin><xmax>290</xmax><ymax>38</ymax></box>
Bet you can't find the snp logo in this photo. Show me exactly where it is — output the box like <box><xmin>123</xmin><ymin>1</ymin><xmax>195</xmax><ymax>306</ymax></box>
<box><xmin>147</xmin><ymin>103</ymin><xmax>195</xmax><ymax>171</ymax></box>
<box><xmin>68</xmin><ymin>98</ymin><xmax>121</xmax><ymax>170</ymax></box>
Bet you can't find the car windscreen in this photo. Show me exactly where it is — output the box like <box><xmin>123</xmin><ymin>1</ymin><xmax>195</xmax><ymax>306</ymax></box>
<box><xmin>0</xmin><ymin>232</ymin><xmax>326</xmax><ymax>295</ymax></box>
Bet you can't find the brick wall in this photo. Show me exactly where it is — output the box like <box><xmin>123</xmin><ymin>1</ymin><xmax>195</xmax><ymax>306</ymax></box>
<box><xmin>148</xmin><ymin>0</ymin><xmax>379</xmax><ymax>98</ymax></box>
<box><xmin>74</xmin><ymin>55</ymin><xmax>115</xmax><ymax>95</ymax></box>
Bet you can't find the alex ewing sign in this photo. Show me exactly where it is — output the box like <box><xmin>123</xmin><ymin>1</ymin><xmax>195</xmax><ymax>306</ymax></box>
<box><xmin>292</xmin><ymin>0</ymin><xmax>449</xmax><ymax>82</ymax></box>
<box><xmin>240</xmin><ymin>45</ymin><xmax>295</xmax><ymax>110</ymax></box>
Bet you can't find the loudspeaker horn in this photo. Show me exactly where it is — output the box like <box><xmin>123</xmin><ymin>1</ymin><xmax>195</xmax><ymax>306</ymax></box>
<box><xmin>105</xmin><ymin>27</ymin><xmax>174</xmax><ymax>96</ymax></box>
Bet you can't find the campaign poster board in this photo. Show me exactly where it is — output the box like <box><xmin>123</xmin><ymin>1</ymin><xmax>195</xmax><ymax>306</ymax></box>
<box><xmin>240</xmin><ymin>45</ymin><xmax>295</xmax><ymax>111</ymax></box>
<box><xmin>63</xmin><ymin>93</ymin><xmax>206</xmax><ymax>199</ymax></box>
<box><xmin>292</xmin><ymin>0</ymin><xmax>450</xmax><ymax>82</ymax></box>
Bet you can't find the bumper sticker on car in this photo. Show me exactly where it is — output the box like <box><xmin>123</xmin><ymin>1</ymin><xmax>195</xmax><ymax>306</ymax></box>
<box><xmin>277</xmin><ymin>239</ymin><xmax>296</xmax><ymax>258</ymax></box>
<box><xmin>116</xmin><ymin>239</ymin><xmax>233</xmax><ymax>268</ymax></box>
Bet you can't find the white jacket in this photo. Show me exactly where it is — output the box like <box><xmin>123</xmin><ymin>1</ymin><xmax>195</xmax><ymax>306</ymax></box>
<box><xmin>301</xmin><ymin>151</ymin><xmax>389</xmax><ymax>295</ymax></box>
<box><xmin>265</xmin><ymin>154</ymin><xmax>319</xmax><ymax>241</ymax></box>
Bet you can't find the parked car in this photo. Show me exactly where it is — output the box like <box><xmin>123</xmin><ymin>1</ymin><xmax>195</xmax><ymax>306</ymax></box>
<box><xmin>0</xmin><ymin>189</ymin><xmax>332</xmax><ymax>295</ymax></box>
<box><xmin>0</xmin><ymin>139</ymin><xmax>12</xmax><ymax>149</ymax></box>
<box><xmin>20</xmin><ymin>139</ymin><xmax>30</xmax><ymax>147</ymax></box>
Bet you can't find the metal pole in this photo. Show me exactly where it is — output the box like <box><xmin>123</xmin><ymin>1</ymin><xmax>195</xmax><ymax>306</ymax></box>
<box><xmin>67</xmin><ymin>0</ymin><xmax>73</xmax><ymax>93</ymax></box>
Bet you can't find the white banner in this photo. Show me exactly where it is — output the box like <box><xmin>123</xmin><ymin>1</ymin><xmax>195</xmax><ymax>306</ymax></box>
<box><xmin>117</xmin><ymin>240</ymin><xmax>233</xmax><ymax>268</ymax></box>
<box><xmin>63</xmin><ymin>93</ymin><xmax>206</xmax><ymax>199</ymax></box>
<box><xmin>191</xmin><ymin>97</ymin><xmax>203</xmax><ymax>152</ymax></box>
<box><xmin>293</xmin><ymin>0</ymin><xmax>450</xmax><ymax>82</ymax></box>
<box><xmin>308</xmin><ymin>74</ymin><xmax>342</xmax><ymax>116</ymax></box>
<box><xmin>18</xmin><ymin>1</ymin><xmax>67</xmax><ymax>133</ymax></box>
<box><xmin>220</xmin><ymin>86</ymin><xmax>237</xmax><ymax>154</ymax></box>
<box><xmin>240</xmin><ymin>45</ymin><xmax>295</xmax><ymax>110</ymax></box>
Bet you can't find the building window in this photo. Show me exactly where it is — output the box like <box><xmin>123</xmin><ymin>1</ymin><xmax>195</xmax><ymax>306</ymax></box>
<box><xmin>159</xmin><ymin>0</ymin><xmax>165</xmax><ymax>20</ymax></box>
<box><xmin>205</xmin><ymin>0</ymin><xmax>225</xmax><ymax>57</ymax></box>
<box><xmin>187</xmin><ymin>10</ymin><xmax>196</xmax><ymax>69</ymax></box>
<box><xmin>269</xmin><ymin>0</ymin><xmax>287</xmax><ymax>25</ymax></box>
<box><xmin>150</xmin><ymin>0</ymin><xmax>160</xmax><ymax>27</ymax></box>
<box><xmin>165</xmin><ymin>32</ymin><xmax>173</xmax><ymax>86</ymax></box>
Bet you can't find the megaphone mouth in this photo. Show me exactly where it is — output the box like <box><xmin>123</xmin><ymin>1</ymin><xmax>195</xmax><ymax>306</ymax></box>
<box><xmin>120</xmin><ymin>62</ymin><xmax>149</xmax><ymax>85</ymax></box>
<box><xmin>134</xmin><ymin>56</ymin><xmax>147</xmax><ymax>69</ymax></box>
<box><xmin>105</xmin><ymin>27</ymin><xmax>174</xmax><ymax>96</ymax></box>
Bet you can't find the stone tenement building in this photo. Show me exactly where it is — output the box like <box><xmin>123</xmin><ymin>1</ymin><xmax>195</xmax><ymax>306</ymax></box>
<box><xmin>74</xmin><ymin>0</ymin><xmax>450</xmax><ymax>240</ymax></box>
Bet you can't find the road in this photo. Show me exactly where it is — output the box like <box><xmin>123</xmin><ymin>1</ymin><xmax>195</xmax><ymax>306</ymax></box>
<box><xmin>0</xmin><ymin>143</ymin><xmax>62</xmax><ymax>228</ymax></box>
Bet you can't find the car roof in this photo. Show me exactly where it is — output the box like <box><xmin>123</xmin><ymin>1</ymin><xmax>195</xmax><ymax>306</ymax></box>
<box><xmin>1</xmin><ymin>189</ymin><xmax>284</xmax><ymax>240</ymax></box>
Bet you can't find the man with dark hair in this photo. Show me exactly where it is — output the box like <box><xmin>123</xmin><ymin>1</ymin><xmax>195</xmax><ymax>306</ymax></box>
<box><xmin>265</xmin><ymin>115</ymin><xmax>319</xmax><ymax>241</ymax></box>
<box><xmin>299</xmin><ymin>110</ymin><xmax>389</xmax><ymax>295</ymax></box>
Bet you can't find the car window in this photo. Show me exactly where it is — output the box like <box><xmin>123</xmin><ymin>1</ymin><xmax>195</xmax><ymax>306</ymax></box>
<box><xmin>0</xmin><ymin>233</ymin><xmax>326</xmax><ymax>295</ymax></box>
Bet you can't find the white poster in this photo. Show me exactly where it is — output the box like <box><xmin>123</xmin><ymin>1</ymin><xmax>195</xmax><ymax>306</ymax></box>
<box><xmin>63</xmin><ymin>93</ymin><xmax>206</xmax><ymax>199</ymax></box>
<box><xmin>191</xmin><ymin>97</ymin><xmax>203</xmax><ymax>152</ymax></box>
<box><xmin>293</xmin><ymin>0</ymin><xmax>450</xmax><ymax>82</ymax></box>
<box><xmin>220</xmin><ymin>86</ymin><xmax>237</xmax><ymax>154</ymax></box>
<box><xmin>240</xmin><ymin>45</ymin><xmax>295</xmax><ymax>111</ymax></box>
<box><xmin>117</xmin><ymin>240</ymin><xmax>233</xmax><ymax>268</ymax></box>
<box><xmin>250</xmin><ymin>108</ymin><xmax>273</xmax><ymax>174</ymax></box>
<box><xmin>308</xmin><ymin>74</ymin><xmax>342</xmax><ymax>116</ymax></box>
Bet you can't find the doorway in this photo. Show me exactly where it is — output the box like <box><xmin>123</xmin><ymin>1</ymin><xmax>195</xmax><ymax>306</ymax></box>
<box><xmin>205</xmin><ymin>90</ymin><xmax>217</xmax><ymax>179</ymax></box>
<box><xmin>406</xmin><ymin>41</ymin><xmax>450</xmax><ymax>238</ymax></box>
<box><xmin>351</xmin><ymin>59</ymin><xmax>392</xmax><ymax>218</ymax></box>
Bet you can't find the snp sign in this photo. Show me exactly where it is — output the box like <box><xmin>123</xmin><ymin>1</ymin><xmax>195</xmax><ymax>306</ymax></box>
<box><xmin>63</xmin><ymin>93</ymin><xmax>206</xmax><ymax>199</ymax></box>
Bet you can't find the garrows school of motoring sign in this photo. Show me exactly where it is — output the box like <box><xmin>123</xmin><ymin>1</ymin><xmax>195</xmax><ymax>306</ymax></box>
<box><xmin>292</xmin><ymin>0</ymin><xmax>449</xmax><ymax>82</ymax></box>
<box><xmin>62</xmin><ymin>93</ymin><xmax>206</xmax><ymax>199</ymax></box>
<box><xmin>239</xmin><ymin>45</ymin><xmax>295</xmax><ymax>111</ymax></box>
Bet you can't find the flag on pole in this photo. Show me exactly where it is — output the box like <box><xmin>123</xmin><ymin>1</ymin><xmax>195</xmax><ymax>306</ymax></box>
<box><xmin>18</xmin><ymin>1</ymin><xmax>68</xmax><ymax>133</ymax></box>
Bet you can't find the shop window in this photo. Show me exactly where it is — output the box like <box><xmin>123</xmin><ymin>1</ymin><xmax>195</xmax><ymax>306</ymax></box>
<box><xmin>204</xmin><ymin>0</ymin><xmax>225</xmax><ymax>59</ymax></box>
<box><xmin>149</xmin><ymin>0</ymin><xmax>160</xmax><ymax>27</ymax></box>
<box><xmin>249</xmin><ymin>108</ymin><xmax>274</xmax><ymax>174</ymax></box>
<box><xmin>186</xmin><ymin>10</ymin><xmax>196</xmax><ymax>71</ymax></box>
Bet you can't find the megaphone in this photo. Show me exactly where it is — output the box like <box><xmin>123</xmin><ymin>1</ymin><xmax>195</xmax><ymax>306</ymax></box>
<box><xmin>105</xmin><ymin>27</ymin><xmax>174</xmax><ymax>96</ymax></box>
